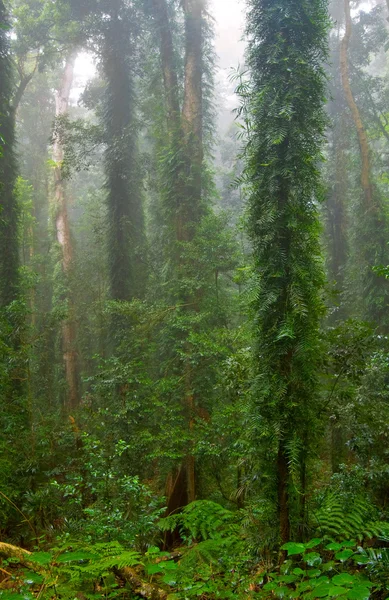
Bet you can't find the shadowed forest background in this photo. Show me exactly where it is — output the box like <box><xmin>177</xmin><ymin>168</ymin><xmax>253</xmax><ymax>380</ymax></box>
<box><xmin>1</xmin><ymin>0</ymin><xmax>389</xmax><ymax>598</ymax></box>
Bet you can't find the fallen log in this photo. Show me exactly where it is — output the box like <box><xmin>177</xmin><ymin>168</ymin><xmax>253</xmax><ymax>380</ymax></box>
<box><xmin>0</xmin><ymin>543</ymin><xmax>31</xmax><ymax>562</ymax></box>
<box><xmin>118</xmin><ymin>567</ymin><xmax>167</xmax><ymax>600</ymax></box>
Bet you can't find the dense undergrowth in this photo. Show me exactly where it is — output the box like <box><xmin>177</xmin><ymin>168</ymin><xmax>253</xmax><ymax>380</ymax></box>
<box><xmin>1</xmin><ymin>500</ymin><xmax>389</xmax><ymax>600</ymax></box>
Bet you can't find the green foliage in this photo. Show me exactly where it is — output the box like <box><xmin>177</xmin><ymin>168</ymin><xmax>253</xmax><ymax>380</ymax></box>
<box><xmin>257</xmin><ymin>539</ymin><xmax>384</xmax><ymax>599</ymax></box>
<box><xmin>313</xmin><ymin>492</ymin><xmax>389</xmax><ymax>542</ymax></box>
<box><xmin>159</xmin><ymin>500</ymin><xmax>238</xmax><ymax>543</ymax></box>
<box><xmin>0</xmin><ymin>541</ymin><xmax>141</xmax><ymax>600</ymax></box>
<box><xmin>146</xmin><ymin>502</ymin><xmax>248</xmax><ymax>599</ymax></box>
<box><xmin>51</xmin><ymin>114</ymin><xmax>103</xmax><ymax>180</ymax></box>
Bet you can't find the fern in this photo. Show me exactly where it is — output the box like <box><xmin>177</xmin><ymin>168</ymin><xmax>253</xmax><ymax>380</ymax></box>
<box><xmin>357</xmin><ymin>546</ymin><xmax>389</xmax><ymax>590</ymax></box>
<box><xmin>8</xmin><ymin>541</ymin><xmax>143</xmax><ymax>596</ymax></box>
<box><xmin>313</xmin><ymin>492</ymin><xmax>389</xmax><ymax>541</ymax></box>
<box><xmin>159</xmin><ymin>500</ymin><xmax>238</xmax><ymax>542</ymax></box>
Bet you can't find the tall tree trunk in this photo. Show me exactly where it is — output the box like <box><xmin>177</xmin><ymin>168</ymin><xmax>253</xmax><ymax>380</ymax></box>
<box><xmin>340</xmin><ymin>0</ymin><xmax>374</xmax><ymax>208</ymax></box>
<box><xmin>180</xmin><ymin>0</ymin><xmax>205</xmax><ymax>507</ymax></box>
<box><xmin>244</xmin><ymin>0</ymin><xmax>327</xmax><ymax>548</ymax></box>
<box><xmin>278</xmin><ymin>443</ymin><xmax>290</xmax><ymax>546</ymax></box>
<box><xmin>181</xmin><ymin>0</ymin><xmax>204</xmax><ymax>240</ymax></box>
<box><xmin>103</xmin><ymin>2</ymin><xmax>145</xmax><ymax>302</ymax></box>
<box><xmin>0</xmin><ymin>0</ymin><xmax>19</xmax><ymax>309</ymax></box>
<box><xmin>152</xmin><ymin>0</ymin><xmax>180</xmax><ymax>127</ymax></box>
<box><xmin>152</xmin><ymin>0</ymin><xmax>206</xmax><ymax>521</ymax></box>
<box><xmin>53</xmin><ymin>55</ymin><xmax>80</xmax><ymax>410</ymax></box>
<box><xmin>327</xmin><ymin>116</ymin><xmax>348</xmax><ymax>300</ymax></box>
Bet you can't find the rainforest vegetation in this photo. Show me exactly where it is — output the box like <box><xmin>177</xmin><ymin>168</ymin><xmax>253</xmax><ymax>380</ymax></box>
<box><xmin>1</xmin><ymin>0</ymin><xmax>389</xmax><ymax>597</ymax></box>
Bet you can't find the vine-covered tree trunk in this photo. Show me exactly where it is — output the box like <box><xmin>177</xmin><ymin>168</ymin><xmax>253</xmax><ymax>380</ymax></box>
<box><xmin>53</xmin><ymin>54</ymin><xmax>80</xmax><ymax>410</ymax></box>
<box><xmin>243</xmin><ymin>0</ymin><xmax>328</xmax><ymax>544</ymax></box>
<box><xmin>0</xmin><ymin>0</ymin><xmax>19</xmax><ymax>309</ymax></box>
<box><xmin>103</xmin><ymin>0</ymin><xmax>145</xmax><ymax>302</ymax></box>
<box><xmin>340</xmin><ymin>0</ymin><xmax>374</xmax><ymax>208</ymax></box>
<box><xmin>151</xmin><ymin>0</ymin><xmax>206</xmax><ymax>517</ymax></box>
<box><xmin>152</xmin><ymin>0</ymin><xmax>180</xmax><ymax>128</ymax></box>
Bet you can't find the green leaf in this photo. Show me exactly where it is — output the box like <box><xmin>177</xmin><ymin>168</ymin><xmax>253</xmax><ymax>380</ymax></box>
<box><xmin>304</xmin><ymin>552</ymin><xmax>322</xmax><ymax>567</ymax></box>
<box><xmin>306</xmin><ymin>538</ymin><xmax>322</xmax><ymax>549</ymax></box>
<box><xmin>332</xmin><ymin>574</ymin><xmax>355</xmax><ymax>587</ymax></box>
<box><xmin>335</xmin><ymin>550</ymin><xmax>354</xmax><ymax>562</ymax></box>
<box><xmin>28</xmin><ymin>552</ymin><xmax>52</xmax><ymax>566</ymax></box>
<box><xmin>281</xmin><ymin>542</ymin><xmax>306</xmax><ymax>556</ymax></box>
<box><xmin>146</xmin><ymin>546</ymin><xmax>162</xmax><ymax>555</ymax></box>
<box><xmin>314</xmin><ymin>582</ymin><xmax>332</xmax><ymax>597</ymax></box>
<box><xmin>162</xmin><ymin>573</ymin><xmax>177</xmax><ymax>586</ymax></box>
<box><xmin>263</xmin><ymin>582</ymin><xmax>277</xmax><ymax>591</ymax></box>
<box><xmin>147</xmin><ymin>564</ymin><xmax>165</xmax><ymax>575</ymax></box>
<box><xmin>275</xmin><ymin>587</ymin><xmax>289</xmax><ymax>598</ymax></box>
<box><xmin>347</xmin><ymin>587</ymin><xmax>371</xmax><ymax>600</ymax></box>
<box><xmin>329</xmin><ymin>586</ymin><xmax>349</xmax><ymax>597</ymax></box>
<box><xmin>56</xmin><ymin>551</ymin><xmax>98</xmax><ymax>563</ymax></box>
<box><xmin>22</xmin><ymin>571</ymin><xmax>44</xmax><ymax>585</ymax></box>
<box><xmin>326</xmin><ymin>543</ymin><xmax>343</xmax><ymax>551</ymax></box>
<box><xmin>163</xmin><ymin>561</ymin><xmax>177</xmax><ymax>571</ymax></box>
<box><xmin>308</xmin><ymin>569</ymin><xmax>322</xmax><ymax>578</ymax></box>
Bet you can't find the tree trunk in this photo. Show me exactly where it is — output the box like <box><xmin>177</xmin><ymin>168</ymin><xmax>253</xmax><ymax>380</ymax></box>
<box><xmin>181</xmin><ymin>0</ymin><xmax>204</xmax><ymax>238</ymax></box>
<box><xmin>103</xmin><ymin>3</ymin><xmax>145</xmax><ymax>302</ymax></box>
<box><xmin>278</xmin><ymin>442</ymin><xmax>290</xmax><ymax>546</ymax></box>
<box><xmin>0</xmin><ymin>0</ymin><xmax>19</xmax><ymax>309</ymax></box>
<box><xmin>53</xmin><ymin>55</ymin><xmax>80</xmax><ymax>410</ymax></box>
<box><xmin>340</xmin><ymin>0</ymin><xmax>374</xmax><ymax>209</ymax></box>
<box><xmin>152</xmin><ymin>0</ymin><xmax>181</xmax><ymax>128</ymax></box>
<box><xmin>327</xmin><ymin>114</ymin><xmax>348</xmax><ymax>304</ymax></box>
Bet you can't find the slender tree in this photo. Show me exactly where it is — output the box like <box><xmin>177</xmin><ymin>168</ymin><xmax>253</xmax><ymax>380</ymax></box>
<box><xmin>52</xmin><ymin>54</ymin><xmax>80</xmax><ymax>409</ymax></box>
<box><xmin>150</xmin><ymin>0</ymin><xmax>208</xmax><ymax>515</ymax></box>
<box><xmin>242</xmin><ymin>0</ymin><xmax>328</xmax><ymax>543</ymax></box>
<box><xmin>0</xmin><ymin>0</ymin><xmax>19</xmax><ymax>308</ymax></box>
<box><xmin>324</xmin><ymin>23</ymin><xmax>350</xmax><ymax>314</ymax></box>
<box><xmin>340</xmin><ymin>0</ymin><xmax>389</xmax><ymax>327</ymax></box>
<box><xmin>340</xmin><ymin>0</ymin><xmax>373</xmax><ymax>208</ymax></box>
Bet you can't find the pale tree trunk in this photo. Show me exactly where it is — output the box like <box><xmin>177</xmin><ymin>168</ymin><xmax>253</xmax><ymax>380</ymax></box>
<box><xmin>181</xmin><ymin>0</ymin><xmax>205</xmax><ymax>506</ymax></box>
<box><xmin>340</xmin><ymin>0</ymin><xmax>374</xmax><ymax>209</ymax></box>
<box><xmin>152</xmin><ymin>0</ymin><xmax>180</xmax><ymax>127</ymax></box>
<box><xmin>182</xmin><ymin>0</ymin><xmax>204</xmax><ymax>239</ymax></box>
<box><xmin>53</xmin><ymin>55</ymin><xmax>80</xmax><ymax>410</ymax></box>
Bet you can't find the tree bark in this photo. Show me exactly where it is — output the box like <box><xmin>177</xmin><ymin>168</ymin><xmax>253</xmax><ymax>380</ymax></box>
<box><xmin>182</xmin><ymin>0</ymin><xmax>203</xmax><ymax>146</ymax></box>
<box><xmin>103</xmin><ymin>3</ymin><xmax>145</xmax><ymax>302</ymax></box>
<box><xmin>277</xmin><ymin>442</ymin><xmax>290</xmax><ymax>546</ymax></box>
<box><xmin>340</xmin><ymin>0</ymin><xmax>374</xmax><ymax>209</ymax></box>
<box><xmin>152</xmin><ymin>0</ymin><xmax>180</xmax><ymax>128</ymax></box>
<box><xmin>181</xmin><ymin>0</ymin><xmax>204</xmax><ymax>235</ymax></box>
<box><xmin>53</xmin><ymin>55</ymin><xmax>80</xmax><ymax>410</ymax></box>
